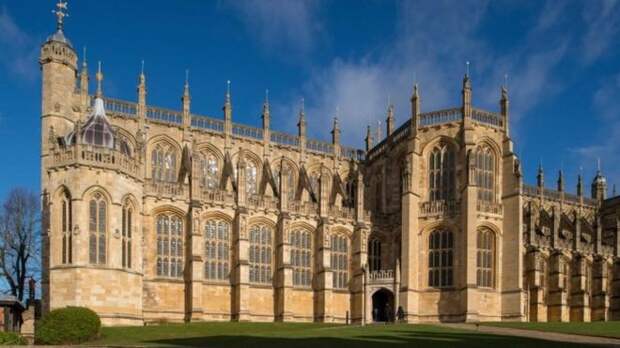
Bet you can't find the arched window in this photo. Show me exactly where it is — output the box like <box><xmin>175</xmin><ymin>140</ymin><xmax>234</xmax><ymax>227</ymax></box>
<box><xmin>539</xmin><ymin>257</ymin><xmax>548</xmax><ymax>304</ymax></box>
<box><xmin>201</xmin><ymin>153</ymin><xmax>219</xmax><ymax>190</ymax></box>
<box><xmin>475</xmin><ymin>146</ymin><xmax>495</xmax><ymax>202</ymax></box>
<box><xmin>428</xmin><ymin>230</ymin><xmax>453</xmax><ymax>288</ymax></box>
<box><xmin>121</xmin><ymin>202</ymin><xmax>133</xmax><ymax>269</ymax></box>
<box><xmin>476</xmin><ymin>229</ymin><xmax>494</xmax><ymax>288</ymax></box>
<box><xmin>204</xmin><ymin>219</ymin><xmax>230</xmax><ymax>281</ymax></box>
<box><xmin>88</xmin><ymin>193</ymin><xmax>107</xmax><ymax>265</ymax></box>
<box><xmin>290</xmin><ymin>229</ymin><xmax>312</xmax><ymax>287</ymax></box>
<box><xmin>151</xmin><ymin>144</ymin><xmax>177</xmax><ymax>182</ymax></box>
<box><xmin>60</xmin><ymin>190</ymin><xmax>72</xmax><ymax>264</ymax></box>
<box><xmin>246</xmin><ymin>161</ymin><xmax>258</xmax><ymax>196</ymax></box>
<box><xmin>429</xmin><ymin>145</ymin><xmax>455</xmax><ymax>201</ymax></box>
<box><xmin>156</xmin><ymin>214</ymin><xmax>184</xmax><ymax>278</ymax></box>
<box><xmin>368</xmin><ymin>238</ymin><xmax>381</xmax><ymax>271</ymax></box>
<box><xmin>249</xmin><ymin>224</ymin><xmax>272</xmax><ymax>284</ymax></box>
<box><xmin>331</xmin><ymin>234</ymin><xmax>349</xmax><ymax>289</ymax></box>
<box><xmin>273</xmin><ymin>161</ymin><xmax>296</xmax><ymax>201</ymax></box>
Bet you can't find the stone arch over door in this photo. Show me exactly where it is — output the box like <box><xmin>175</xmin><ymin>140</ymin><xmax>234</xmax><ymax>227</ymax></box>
<box><xmin>371</xmin><ymin>287</ymin><xmax>394</xmax><ymax>322</ymax></box>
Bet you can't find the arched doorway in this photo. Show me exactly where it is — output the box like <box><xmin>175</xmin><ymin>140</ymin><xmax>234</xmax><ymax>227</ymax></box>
<box><xmin>371</xmin><ymin>288</ymin><xmax>394</xmax><ymax>322</ymax></box>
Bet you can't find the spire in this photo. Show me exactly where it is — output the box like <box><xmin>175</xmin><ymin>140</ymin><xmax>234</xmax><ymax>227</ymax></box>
<box><xmin>79</xmin><ymin>46</ymin><xmax>89</xmax><ymax>96</ymax></box>
<box><xmin>537</xmin><ymin>161</ymin><xmax>544</xmax><ymax>188</ymax></box>
<box><xmin>592</xmin><ymin>158</ymin><xmax>607</xmax><ymax>201</ymax></box>
<box><xmin>386</xmin><ymin>99</ymin><xmax>395</xmax><ymax>136</ymax></box>
<box><xmin>462</xmin><ymin>61</ymin><xmax>472</xmax><ymax>119</ymax></box>
<box><xmin>365</xmin><ymin>125</ymin><xmax>373</xmax><ymax>152</ymax></box>
<box><xmin>411</xmin><ymin>82</ymin><xmax>420</xmax><ymax>133</ymax></box>
<box><xmin>557</xmin><ymin>170</ymin><xmax>564</xmax><ymax>192</ymax></box>
<box><xmin>375</xmin><ymin>120</ymin><xmax>382</xmax><ymax>142</ymax></box>
<box><xmin>137</xmin><ymin>60</ymin><xmax>147</xmax><ymax>114</ymax></box>
<box><xmin>331</xmin><ymin>108</ymin><xmax>340</xmax><ymax>145</ymax></box>
<box><xmin>577</xmin><ymin>170</ymin><xmax>584</xmax><ymax>197</ymax></box>
<box><xmin>53</xmin><ymin>1</ymin><xmax>69</xmax><ymax>32</ymax></box>
<box><xmin>297</xmin><ymin>98</ymin><xmax>306</xmax><ymax>138</ymax></box>
<box><xmin>262</xmin><ymin>89</ymin><xmax>270</xmax><ymax>130</ymax></box>
<box><xmin>500</xmin><ymin>77</ymin><xmax>509</xmax><ymax>136</ymax></box>
<box><xmin>95</xmin><ymin>61</ymin><xmax>103</xmax><ymax>98</ymax></box>
<box><xmin>225</xmin><ymin>80</ymin><xmax>231</xmax><ymax>106</ymax></box>
<box><xmin>183</xmin><ymin>69</ymin><xmax>190</xmax><ymax>98</ymax></box>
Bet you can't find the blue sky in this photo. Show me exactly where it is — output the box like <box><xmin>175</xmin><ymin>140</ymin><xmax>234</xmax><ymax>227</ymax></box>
<box><xmin>1</xmin><ymin>0</ymin><xmax>619</xmax><ymax>200</ymax></box>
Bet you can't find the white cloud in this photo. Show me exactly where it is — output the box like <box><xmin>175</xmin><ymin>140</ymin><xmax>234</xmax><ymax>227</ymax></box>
<box><xmin>0</xmin><ymin>6</ymin><xmax>38</xmax><ymax>81</ymax></box>
<box><xmin>226</xmin><ymin>0</ymin><xmax>322</xmax><ymax>58</ymax></box>
<box><xmin>279</xmin><ymin>0</ymin><xmax>572</xmax><ymax>147</ymax></box>
<box><xmin>581</xmin><ymin>0</ymin><xmax>620</xmax><ymax>64</ymax></box>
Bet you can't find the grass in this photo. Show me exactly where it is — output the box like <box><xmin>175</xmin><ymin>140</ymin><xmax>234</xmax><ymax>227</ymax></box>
<box><xmin>482</xmin><ymin>321</ymin><xmax>620</xmax><ymax>339</ymax></box>
<box><xmin>90</xmin><ymin>322</ymin><xmax>601</xmax><ymax>347</ymax></box>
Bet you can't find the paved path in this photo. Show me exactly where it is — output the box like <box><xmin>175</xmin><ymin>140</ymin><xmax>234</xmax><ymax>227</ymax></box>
<box><xmin>437</xmin><ymin>323</ymin><xmax>620</xmax><ymax>347</ymax></box>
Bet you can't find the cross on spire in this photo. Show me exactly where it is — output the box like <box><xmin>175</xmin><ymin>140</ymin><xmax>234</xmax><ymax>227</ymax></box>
<box><xmin>52</xmin><ymin>1</ymin><xmax>69</xmax><ymax>31</ymax></box>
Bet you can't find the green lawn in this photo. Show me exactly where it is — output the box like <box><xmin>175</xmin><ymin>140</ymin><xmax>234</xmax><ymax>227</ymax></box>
<box><xmin>482</xmin><ymin>321</ymin><xmax>620</xmax><ymax>339</ymax></box>
<box><xmin>91</xmin><ymin>322</ymin><xmax>599</xmax><ymax>347</ymax></box>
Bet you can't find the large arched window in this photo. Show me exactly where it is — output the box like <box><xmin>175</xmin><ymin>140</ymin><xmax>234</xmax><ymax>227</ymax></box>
<box><xmin>290</xmin><ymin>229</ymin><xmax>312</xmax><ymax>287</ymax></box>
<box><xmin>429</xmin><ymin>144</ymin><xmax>455</xmax><ymax>201</ymax></box>
<box><xmin>121</xmin><ymin>202</ymin><xmax>133</xmax><ymax>269</ymax></box>
<box><xmin>59</xmin><ymin>189</ymin><xmax>72</xmax><ymax>264</ymax></box>
<box><xmin>331</xmin><ymin>234</ymin><xmax>349</xmax><ymax>289</ymax></box>
<box><xmin>156</xmin><ymin>214</ymin><xmax>184</xmax><ymax>278</ymax></box>
<box><xmin>201</xmin><ymin>152</ymin><xmax>219</xmax><ymax>190</ymax></box>
<box><xmin>273</xmin><ymin>161</ymin><xmax>296</xmax><ymax>201</ymax></box>
<box><xmin>368</xmin><ymin>238</ymin><xmax>381</xmax><ymax>271</ymax></box>
<box><xmin>476</xmin><ymin>229</ymin><xmax>494</xmax><ymax>288</ymax></box>
<box><xmin>475</xmin><ymin>146</ymin><xmax>495</xmax><ymax>202</ymax></box>
<box><xmin>204</xmin><ymin>219</ymin><xmax>230</xmax><ymax>281</ymax></box>
<box><xmin>428</xmin><ymin>230</ymin><xmax>453</xmax><ymax>288</ymax></box>
<box><xmin>151</xmin><ymin>143</ymin><xmax>177</xmax><ymax>182</ymax></box>
<box><xmin>249</xmin><ymin>224</ymin><xmax>272</xmax><ymax>284</ymax></box>
<box><xmin>88</xmin><ymin>193</ymin><xmax>107</xmax><ymax>265</ymax></box>
<box><xmin>246</xmin><ymin>161</ymin><xmax>258</xmax><ymax>195</ymax></box>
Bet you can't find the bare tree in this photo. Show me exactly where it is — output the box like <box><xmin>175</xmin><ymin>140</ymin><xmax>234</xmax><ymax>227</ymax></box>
<box><xmin>0</xmin><ymin>188</ymin><xmax>40</xmax><ymax>302</ymax></box>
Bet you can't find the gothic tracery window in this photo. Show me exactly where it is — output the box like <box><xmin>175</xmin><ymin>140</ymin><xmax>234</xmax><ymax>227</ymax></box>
<box><xmin>201</xmin><ymin>153</ymin><xmax>219</xmax><ymax>190</ymax></box>
<box><xmin>475</xmin><ymin>146</ymin><xmax>495</xmax><ymax>202</ymax></box>
<box><xmin>331</xmin><ymin>234</ymin><xmax>349</xmax><ymax>289</ymax></box>
<box><xmin>246</xmin><ymin>161</ymin><xmax>258</xmax><ymax>196</ymax></box>
<box><xmin>88</xmin><ymin>193</ymin><xmax>107</xmax><ymax>265</ymax></box>
<box><xmin>290</xmin><ymin>229</ymin><xmax>312</xmax><ymax>287</ymax></box>
<box><xmin>429</xmin><ymin>144</ymin><xmax>455</xmax><ymax>201</ymax></box>
<box><xmin>428</xmin><ymin>230</ymin><xmax>453</xmax><ymax>288</ymax></box>
<box><xmin>476</xmin><ymin>229</ymin><xmax>494</xmax><ymax>288</ymax></box>
<box><xmin>60</xmin><ymin>190</ymin><xmax>72</xmax><ymax>264</ymax></box>
<box><xmin>121</xmin><ymin>202</ymin><xmax>133</xmax><ymax>269</ymax></box>
<box><xmin>156</xmin><ymin>214</ymin><xmax>184</xmax><ymax>278</ymax></box>
<box><xmin>249</xmin><ymin>224</ymin><xmax>272</xmax><ymax>284</ymax></box>
<box><xmin>204</xmin><ymin>219</ymin><xmax>230</xmax><ymax>281</ymax></box>
<box><xmin>151</xmin><ymin>144</ymin><xmax>177</xmax><ymax>182</ymax></box>
<box><xmin>368</xmin><ymin>238</ymin><xmax>381</xmax><ymax>272</ymax></box>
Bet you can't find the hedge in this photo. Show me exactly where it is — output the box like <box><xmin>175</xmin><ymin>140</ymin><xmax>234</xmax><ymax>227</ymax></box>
<box><xmin>0</xmin><ymin>332</ymin><xmax>27</xmax><ymax>345</ymax></box>
<box><xmin>35</xmin><ymin>306</ymin><xmax>101</xmax><ymax>345</ymax></box>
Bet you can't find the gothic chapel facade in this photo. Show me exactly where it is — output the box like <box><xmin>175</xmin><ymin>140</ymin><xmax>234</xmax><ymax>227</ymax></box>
<box><xmin>41</xmin><ymin>3</ymin><xmax>620</xmax><ymax>325</ymax></box>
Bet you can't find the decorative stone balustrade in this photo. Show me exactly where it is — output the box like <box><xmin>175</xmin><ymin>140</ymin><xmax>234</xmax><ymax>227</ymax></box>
<box><xmin>368</xmin><ymin>269</ymin><xmax>394</xmax><ymax>282</ymax></box>
<box><xmin>419</xmin><ymin>108</ymin><xmax>462</xmax><ymax>127</ymax></box>
<box><xmin>248</xmin><ymin>194</ymin><xmax>279</xmax><ymax>210</ymax></box>
<box><xmin>477</xmin><ymin>201</ymin><xmax>503</xmax><ymax>215</ymax></box>
<box><xmin>288</xmin><ymin>200</ymin><xmax>319</xmax><ymax>216</ymax></box>
<box><xmin>200</xmin><ymin>189</ymin><xmax>235</xmax><ymax>205</ymax></box>
<box><xmin>145</xmin><ymin>180</ymin><xmax>186</xmax><ymax>199</ymax></box>
<box><xmin>471</xmin><ymin>108</ymin><xmax>503</xmax><ymax>128</ymax></box>
<box><xmin>49</xmin><ymin>145</ymin><xmax>140</xmax><ymax>178</ymax></box>
<box><xmin>419</xmin><ymin>200</ymin><xmax>458</xmax><ymax>217</ymax></box>
<box><xmin>329</xmin><ymin>205</ymin><xmax>355</xmax><ymax>220</ymax></box>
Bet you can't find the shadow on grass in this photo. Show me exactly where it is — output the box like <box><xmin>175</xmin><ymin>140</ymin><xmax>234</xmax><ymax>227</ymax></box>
<box><xmin>146</xmin><ymin>329</ymin><xmax>607</xmax><ymax>348</ymax></box>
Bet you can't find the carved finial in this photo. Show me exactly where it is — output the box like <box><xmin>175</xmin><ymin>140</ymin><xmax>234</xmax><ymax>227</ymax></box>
<box><xmin>52</xmin><ymin>1</ymin><xmax>69</xmax><ymax>32</ymax></box>
<box><xmin>95</xmin><ymin>61</ymin><xmax>103</xmax><ymax>98</ymax></box>
<box><xmin>577</xmin><ymin>170</ymin><xmax>584</xmax><ymax>197</ymax></box>
<box><xmin>82</xmin><ymin>46</ymin><xmax>87</xmax><ymax>68</ymax></box>
<box><xmin>413</xmin><ymin>83</ymin><xmax>419</xmax><ymax>98</ymax></box>
<box><xmin>225</xmin><ymin>80</ymin><xmax>231</xmax><ymax>105</ymax></box>
<box><xmin>466</xmin><ymin>61</ymin><xmax>470</xmax><ymax>77</ymax></box>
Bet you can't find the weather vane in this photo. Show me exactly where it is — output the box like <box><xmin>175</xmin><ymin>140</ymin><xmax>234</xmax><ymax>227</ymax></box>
<box><xmin>52</xmin><ymin>1</ymin><xmax>69</xmax><ymax>31</ymax></box>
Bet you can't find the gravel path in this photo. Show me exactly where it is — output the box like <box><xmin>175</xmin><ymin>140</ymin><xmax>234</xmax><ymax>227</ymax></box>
<box><xmin>436</xmin><ymin>323</ymin><xmax>620</xmax><ymax>347</ymax></box>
